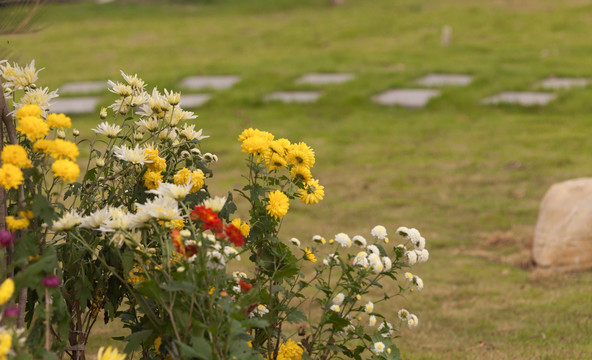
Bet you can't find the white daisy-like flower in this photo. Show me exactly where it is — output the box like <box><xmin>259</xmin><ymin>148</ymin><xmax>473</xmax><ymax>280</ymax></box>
<box><xmin>398</xmin><ymin>309</ymin><xmax>409</xmax><ymax>321</ymax></box>
<box><xmin>405</xmin><ymin>250</ymin><xmax>418</xmax><ymax>266</ymax></box>
<box><xmin>405</xmin><ymin>272</ymin><xmax>413</xmax><ymax>281</ymax></box>
<box><xmin>120</xmin><ymin>70</ymin><xmax>146</xmax><ymax>91</ymax></box>
<box><xmin>148</xmin><ymin>87</ymin><xmax>169</xmax><ymax>112</ymax></box>
<box><xmin>364</xmin><ymin>301</ymin><xmax>374</xmax><ymax>313</ymax></box>
<box><xmin>353</xmin><ymin>251</ymin><xmax>369</xmax><ymax>267</ymax></box>
<box><xmin>207</xmin><ymin>250</ymin><xmax>225</xmax><ymax>270</ymax></box>
<box><xmin>378</xmin><ymin>321</ymin><xmax>394</xmax><ymax>338</ymax></box>
<box><xmin>334</xmin><ymin>233</ymin><xmax>352</xmax><ymax>247</ymax></box>
<box><xmin>289</xmin><ymin>238</ymin><xmax>301</xmax><ymax>247</ymax></box>
<box><xmin>232</xmin><ymin>271</ymin><xmax>247</xmax><ymax>280</ymax></box>
<box><xmin>135</xmin><ymin>117</ymin><xmax>160</xmax><ymax>133</ymax></box>
<box><xmin>323</xmin><ymin>253</ymin><xmax>338</xmax><ymax>266</ymax></box>
<box><xmin>107</xmin><ymin>80</ymin><xmax>133</xmax><ymax>97</ymax></box>
<box><xmin>92</xmin><ymin>121</ymin><xmax>122</xmax><ymax>138</ymax></box>
<box><xmin>366</xmin><ymin>244</ymin><xmax>380</xmax><ymax>255</ymax></box>
<box><xmin>79</xmin><ymin>207</ymin><xmax>110</xmax><ymax>229</ymax></box>
<box><xmin>8</xmin><ymin>60</ymin><xmax>42</xmax><ymax>89</ymax></box>
<box><xmin>136</xmin><ymin>195</ymin><xmax>181</xmax><ymax>221</ymax></box>
<box><xmin>223</xmin><ymin>246</ymin><xmax>240</xmax><ymax>261</ymax></box>
<box><xmin>312</xmin><ymin>235</ymin><xmax>326</xmax><ymax>244</ymax></box>
<box><xmin>98</xmin><ymin>207</ymin><xmax>136</xmax><ymax>232</ymax></box>
<box><xmin>352</xmin><ymin>235</ymin><xmax>367</xmax><ymax>248</ymax></box>
<box><xmin>417</xmin><ymin>248</ymin><xmax>429</xmax><ymax>263</ymax></box>
<box><xmin>164</xmin><ymin>88</ymin><xmax>181</xmax><ymax>106</ymax></box>
<box><xmin>372</xmin><ymin>342</ymin><xmax>385</xmax><ymax>354</ymax></box>
<box><xmin>368</xmin><ymin>253</ymin><xmax>384</xmax><ymax>273</ymax></box>
<box><xmin>158</xmin><ymin>128</ymin><xmax>177</xmax><ymax>142</ymax></box>
<box><xmin>332</xmin><ymin>293</ymin><xmax>345</xmax><ymax>306</ymax></box>
<box><xmin>179</xmin><ymin>124</ymin><xmax>209</xmax><ymax>141</ymax></box>
<box><xmin>112</xmin><ymin>144</ymin><xmax>149</xmax><ymax>165</ymax></box>
<box><xmin>382</xmin><ymin>257</ymin><xmax>392</xmax><ymax>272</ymax></box>
<box><xmin>202</xmin><ymin>196</ymin><xmax>226</xmax><ymax>212</ymax></box>
<box><xmin>413</xmin><ymin>275</ymin><xmax>424</xmax><ymax>291</ymax></box>
<box><xmin>415</xmin><ymin>236</ymin><xmax>426</xmax><ymax>250</ymax></box>
<box><xmin>147</xmin><ymin>182</ymin><xmax>192</xmax><ymax>201</ymax></box>
<box><xmin>53</xmin><ymin>210</ymin><xmax>82</xmax><ymax>231</ymax></box>
<box><xmin>407</xmin><ymin>228</ymin><xmax>422</xmax><ymax>247</ymax></box>
<box><xmin>330</xmin><ymin>304</ymin><xmax>340</xmax><ymax>312</ymax></box>
<box><xmin>130</xmin><ymin>91</ymin><xmax>150</xmax><ymax>107</ymax></box>
<box><xmin>369</xmin><ymin>315</ymin><xmax>377</xmax><ymax>326</ymax></box>
<box><xmin>408</xmin><ymin>314</ymin><xmax>419</xmax><ymax>329</ymax></box>
<box><xmin>17</xmin><ymin>87</ymin><xmax>59</xmax><ymax>112</ymax></box>
<box><xmin>249</xmin><ymin>304</ymin><xmax>269</xmax><ymax>318</ymax></box>
<box><xmin>371</xmin><ymin>225</ymin><xmax>387</xmax><ymax>240</ymax></box>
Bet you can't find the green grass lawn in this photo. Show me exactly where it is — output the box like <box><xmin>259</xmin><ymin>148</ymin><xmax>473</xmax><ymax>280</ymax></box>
<box><xmin>4</xmin><ymin>0</ymin><xmax>592</xmax><ymax>358</ymax></box>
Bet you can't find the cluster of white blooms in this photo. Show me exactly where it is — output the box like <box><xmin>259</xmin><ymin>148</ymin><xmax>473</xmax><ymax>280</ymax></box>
<box><xmin>397</xmin><ymin>308</ymin><xmax>419</xmax><ymax>329</ymax></box>
<box><xmin>396</xmin><ymin>226</ymin><xmax>429</xmax><ymax>266</ymax></box>
<box><xmin>248</xmin><ymin>304</ymin><xmax>270</xmax><ymax>318</ymax></box>
<box><xmin>1</xmin><ymin>60</ymin><xmax>59</xmax><ymax>113</ymax></box>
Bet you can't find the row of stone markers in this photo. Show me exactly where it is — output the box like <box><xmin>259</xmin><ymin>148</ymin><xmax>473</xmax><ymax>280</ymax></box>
<box><xmin>51</xmin><ymin>73</ymin><xmax>589</xmax><ymax>114</ymax></box>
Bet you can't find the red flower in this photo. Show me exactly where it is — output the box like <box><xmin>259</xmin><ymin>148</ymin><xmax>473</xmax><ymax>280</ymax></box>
<box><xmin>190</xmin><ymin>206</ymin><xmax>222</xmax><ymax>234</ymax></box>
<box><xmin>239</xmin><ymin>279</ymin><xmax>252</xmax><ymax>292</ymax></box>
<box><xmin>224</xmin><ymin>224</ymin><xmax>244</xmax><ymax>247</ymax></box>
<box><xmin>185</xmin><ymin>243</ymin><xmax>198</xmax><ymax>258</ymax></box>
<box><xmin>170</xmin><ymin>229</ymin><xmax>185</xmax><ymax>255</ymax></box>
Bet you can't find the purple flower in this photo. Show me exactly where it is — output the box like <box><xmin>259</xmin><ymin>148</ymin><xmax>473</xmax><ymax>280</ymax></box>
<box><xmin>0</xmin><ymin>230</ymin><xmax>14</xmax><ymax>247</ymax></box>
<box><xmin>42</xmin><ymin>275</ymin><xmax>60</xmax><ymax>288</ymax></box>
<box><xmin>4</xmin><ymin>306</ymin><xmax>18</xmax><ymax>317</ymax></box>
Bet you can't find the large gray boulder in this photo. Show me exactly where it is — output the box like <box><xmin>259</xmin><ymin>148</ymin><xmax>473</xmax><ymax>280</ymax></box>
<box><xmin>533</xmin><ymin>178</ymin><xmax>592</xmax><ymax>271</ymax></box>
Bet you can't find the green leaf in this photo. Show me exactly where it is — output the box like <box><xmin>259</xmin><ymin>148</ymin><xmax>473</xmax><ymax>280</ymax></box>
<box><xmin>31</xmin><ymin>194</ymin><xmax>57</xmax><ymax>227</ymax></box>
<box><xmin>176</xmin><ymin>337</ymin><xmax>212</xmax><ymax>360</ymax></box>
<box><xmin>160</xmin><ymin>280</ymin><xmax>195</xmax><ymax>293</ymax></box>
<box><xmin>326</xmin><ymin>311</ymin><xmax>350</xmax><ymax>331</ymax></box>
<box><xmin>123</xmin><ymin>329</ymin><xmax>152</xmax><ymax>353</ymax></box>
<box><xmin>14</xmin><ymin>246</ymin><xmax>58</xmax><ymax>292</ymax></box>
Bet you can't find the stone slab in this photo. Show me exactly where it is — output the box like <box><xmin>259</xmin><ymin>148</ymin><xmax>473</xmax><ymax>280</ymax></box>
<box><xmin>179</xmin><ymin>75</ymin><xmax>240</xmax><ymax>90</ymax></box>
<box><xmin>179</xmin><ymin>94</ymin><xmax>211</xmax><ymax>108</ymax></box>
<box><xmin>60</xmin><ymin>81</ymin><xmax>107</xmax><ymax>94</ymax></box>
<box><xmin>372</xmin><ymin>89</ymin><xmax>441</xmax><ymax>108</ymax></box>
<box><xmin>295</xmin><ymin>73</ymin><xmax>355</xmax><ymax>85</ymax></box>
<box><xmin>538</xmin><ymin>77</ymin><xmax>588</xmax><ymax>90</ymax></box>
<box><xmin>264</xmin><ymin>91</ymin><xmax>322</xmax><ymax>103</ymax></box>
<box><xmin>51</xmin><ymin>97</ymin><xmax>101</xmax><ymax>114</ymax></box>
<box><xmin>415</xmin><ymin>73</ymin><xmax>473</xmax><ymax>87</ymax></box>
<box><xmin>481</xmin><ymin>91</ymin><xmax>556</xmax><ymax>106</ymax></box>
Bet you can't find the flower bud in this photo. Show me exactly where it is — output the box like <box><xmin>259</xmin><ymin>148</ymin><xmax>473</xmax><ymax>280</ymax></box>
<box><xmin>180</xmin><ymin>229</ymin><xmax>191</xmax><ymax>238</ymax></box>
<box><xmin>96</xmin><ymin>158</ymin><xmax>105</xmax><ymax>167</ymax></box>
<box><xmin>42</xmin><ymin>275</ymin><xmax>60</xmax><ymax>288</ymax></box>
<box><xmin>4</xmin><ymin>306</ymin><xmax>18</xmax><ymax>318</ymax></box>
<box><xmin>0</xmin><ymin>230</ymin><xmax>14</xmax><ymax>247</ymax></box>
<box><xmin>72</xmin><ymin>128</ymin><xmax>80</xmax><ymax>136</ymax></box>
<box><xmin>134</xmin><ymin>132</ymin><xmax>144</xmax><ymax>141</ymax></box>
<box><xmin>56</xmin><ymin>129</ymin><xmax>66</xmax><ymax>139</ymax></box>
<box><xmin>100</xmin><ymin>107</ymin><xmax>108</xmax><ymax>119</ymax></box>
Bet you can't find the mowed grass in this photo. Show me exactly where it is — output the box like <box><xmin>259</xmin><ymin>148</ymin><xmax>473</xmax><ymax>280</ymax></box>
<box><xmin>4</xmin><ymin>0</ymin><xmax>592</xmax><ymax>358</ymax></box>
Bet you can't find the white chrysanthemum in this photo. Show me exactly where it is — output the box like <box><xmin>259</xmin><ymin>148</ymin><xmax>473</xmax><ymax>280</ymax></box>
<box><xmin>405</xmin><ymin>272</ymin><xmax>413</xmax><ymax>281</ymax></box>
<box><xmin>369</xmin><ymin>315</ymin><xmax>377</xmax><ymax>327</ymax></box>
<box><xmin>405</xmin><ymin>250</ymin><xmax>418</xmax><ymax>266</ymax></box>
<box><xmin>352</xmin><ymin>235</ymin><xmax>367</xmax><ymax>248</ymax></box>
<box><xmin>378</xmin><ymin>321</ymin><xmax>394</xmax><ymax>338</ymax></box>
<box><xmin>113</xmin><ymin>144</ymin><xmax>149</xmax><ymax>165</ymax></box>
<box><xmin>158</xmin><ymin>128</ymin><xmax>177</xmax><ymax>142</ymax></box>
<box><xmin>80</xmin><ymin>207</ymin><xmax>110</xmax><ymax>229</ymax></box>
<box><xmin>148</xmin><ymin>87</ymin><xmax>169</xmax><ymax>112</ymax></box>
<box><xmin>164</xmin><ymin>89</ymin><xmax>181</xmax><ymax>106</ymax></box>
<box><xmin>334</xmin><ymin>233</ymin><xmax>351</xmax><ymax>247</ymax></box>
<box><xmin>332</xmin><ymin>293</ymin><xmax>345</xmax><ymax>306</ymax></box>
<box><xmin>136</xmin><ymin>195</ymin><xmax>181</xmax><ymax>221</ymax></box>
<box><xmin>368</xmin><ymin>253</ymin><xmax>384</xmax><ymax>273</ymax></box>
<box><xmin>407</xmin><ymin>228</ymin><xmax>423</xmax><ymax>248</ymax></box>
<box><xmin>353</xmin><ymin>251</ymin><xmax>369</xmax><ymax>267</ymax></box>
<box><xmin>398</xmin><ymin>308</ymin><xmax>409</xmax><ymax>320</ymax></box>
<box><xmin>17</xmin><ymin>87</ymin><xmax>59</xmax><ymax>111</ymax></box>
<box><xmin>135</xmin><ymin>117</ymin><xmax>160</xmax><ymax>132</ymax></box>
<box><xmin>98</xmin><ymin>207</ymin><xmax>136</xmax><ymax>232</ymax></box>
<box><xmin>372</xmin><ymin>342</ymin><xmax>385</xmax><ymax>354</ymax></box>
<box><xmin>223</xmin><ymin>246</ymin><xmax>240</xmax><ymax>261</ymax></box>
<box><xmin>371</xmin><ymin>225</ymin><xmax>387</xmax><ymax>240</ymax></box>
<box><xmin>179</xmin><ymin>124</ymin><xmax>209</xmax><ymax>141</ymax></box>
<box><xmin>53</xmin><ymin>210</ymin><xmax>82</xmax><ymax>231</ymax></box>
<box><xmin>417</xmin><ymin>248</ymin><xmax>429</xmax><ymax>263</ymax></box>
<box><xmin>130</xmin><ymin>91</ymin><xmax>150</xmax><ymax>107</ymax></box>
<box><xmin>289</xmin><ymin>238</ymin><xmax>301</xmax><ymax>247</ymax></box>
<box><xmin>323</xmin><ymin>253</ymin><xmax>338</xmax><ymax>266</ymax></box>
<box><xmin>107</xmin><ymin>80</ymin><xmax>133</xmax><ymax>97</ymax></box>
<box><xmin>202</xmin><ymin>196</ymin><xmax>226</xmax><ymax>212</ymax></box>
<box><xmin>249</xmin><ymin>304</ymin><xmax>269</xmax><ymax>318</ymax></box>
<box><xmin>366</xmin><ymin>244</ymin><xmax>380</xmax><ymax>255</ymax></box>
<box><xmin>330</xmin><ymin>304</ymin><xmax>340</xmax><ymax>312</ymax></box>
<box><xmin>147</xmin><ymin>182</ymin><xmax>192</xmax><ymax>201</ymax></box>
<box><xmin>364</xmin><ymin>301</ymin><xmax>374</xmax><ymax>313</ymax></box>
<box><xmin>233</xmin><ymin>271</ymin><xmax>247</xmax><ymax>280</ymax></box>
<box><xmin>382</xmin><ymin>257</ymin><xmax>392</xmax><ymax>272</ymax></box>
<box><xmin>8</xmin><ymin>60</ymin><xmax>42</xmax><ymax>89</ymax></box>
<box><xmin>207</xmin><ymin>250</ymin><xmax>225</xmax><ymax>270</ymax></box>
<box><xmin>415</xmin><ymin>236</ymin><xmax>426</xmax><ymax>250</ymax></box>
<box><xmin>120</xmin><ymin>70</ymin><xmax>146</xmax><ymax>91</ymax></box>
<box><xmin>312</xmin><ymin>235</ymin><xmax>326</xmax><ymax>244</ymax></box>
<box><xmin>174</xmin><ymin>109</ymin><xmax>198</xmax><ymax>122</ymax></box>
<box><xmin>413</xmin><ymin>275</ymin><xmax>424</xmax><ymax>291</ymax></box>
<box><xmin>203</xmin><ymin>152</ymin><xmax>218</xmax><ymax>162</ymax></box>
<box><xmin>408</xmin><ymin>314</ymin><xmax>419</xmax><ymax>329</ymax></box>
<box><xmin>92</xmin><ymin>121</ymin><xmax>122</xmax><ymax>138</ymax></box>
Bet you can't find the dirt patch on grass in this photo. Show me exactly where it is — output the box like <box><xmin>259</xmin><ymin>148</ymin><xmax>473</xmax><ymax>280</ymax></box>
<box><xmin>465</xmin><ymin>225</ymin><xmax>535</xmax><ymax>270</ymax></box>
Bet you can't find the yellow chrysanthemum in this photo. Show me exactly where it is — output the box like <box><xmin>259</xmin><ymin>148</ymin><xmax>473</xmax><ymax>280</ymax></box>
<box><xmin>0</xmin><ymin>279</ymin><xmax>14</xmax><ymax>306</ymax></box>
<box><xmin>15</xmin><ymin>104</ymin><xmax>42</xmax><ymax>119</ymax></box>
<box><xmin>97</xmin><ymin>346</ymin><xmax>126</xmax><ymax>360</ymax></box>
<box><xmin>20</xmin><ymin>210</ymin><xmax>34</xmax><ymax>220</ymax></box>
<box><xmin>32</xmin><ymin>139</ymin><xmax>53</xmax><ymax>153</ymax></box>
<box><xmin>189</xmin><ymin>170</ymin><xmax>205</xmax><ymax>193</ymax></box>
<box><xmin>46</xmin><ymin>113</ymin><xmax>72</xmax><ymax>129</ymax></box>
<box><xmin>173</xmin><ymin>168</ymin><xmax>190</xmax><ymax>185</ymax></box>
<box><xmin>143</xmin><ymin>148</ymin><xmax>167</xmax><ymax>173</ymax></box>
<box><xmin>0</xmin><ymin>331</ymin><xmax>12</xmax><ymax>359</ymax></box>
<box><xmin>171</xmin><ymin>218</ymin><xmax>184</xmax><ymax>230</ymax></box>
<box><xmin>299</xmin><ymin>179</ymin><xmax>325</xmax><ymax>205</ymax></box>
<box><xmin>231</xmin><ymin>218</ymin><xmax>250</xmax><ymax>237</ymax></box>
<box><xmin>6</xmin><ymin>216</ymin><xmax>29</xmax><ymax>231</ymax></box>
<box><xmin>154</xmin><ymin>337</ymin><xmax>162</xmax><ymax>355</ymax></box>
<box><xmin>273</xmin><ymin>339</ymin><xmax>303</xmax><ymax>360</ymax></box>
<box><xmin>51</xmin><ymin>159</ymin><xmax>80</xmax><ymax>182</ymax></box>
<box><xmin>238</xmin><ymin>128</ymin><xmax>274</xmax><ymax>142</ymax></box>
<box><xmin>143</xmin><ymin>170</ymin><xmax>162</xmax><ymax>190</ymax></box>
<box><xmin>304</xmin><ymin>248</ymin><xmax>317</xmax><ymax>263</ymax></box>
<box><xmin>0</xmin><ymin>164</ymin><xmax>24</xmax><ymax>190</ymax></box>
<box><xmin>290</xmin><ymin>165</ymin><xmax>312</xmax><ymax>183</ymax></box>
<box><xmin>241</xmin><ymin>135</ymin><xmax>271</xmax><ymax>156</ymax></box>
<box><xmin>267</xmin><ymin>190</ymin><xmax>289</xmax><ymax>219</ymax></box>
<box><xmin>1</xmin><ymin>145</ymin><xmax>32</xmax><ymax>169</ymax></box>
<box><xmin>265</xmin><ymin>152</ymin><xmax>287</xmax><ymax>171</ymax></box>
<box><xmin>16</xmin><ymin>116</ymin><xmax>49</xmax><ymax>141</ymax></box>
<box><xmin>286</xmin><ymin>142</ymin><xmax>315</xmax><ymax>168</ymax></box>
<box><xmin>47</xmin><ymin>139</ymin><xmax>79</xmax><ymax>161</ymax></box>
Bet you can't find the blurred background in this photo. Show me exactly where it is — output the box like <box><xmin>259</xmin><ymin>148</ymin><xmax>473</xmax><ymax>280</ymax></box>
<box><xmin>2</xmin><ymin>0</ymin><xmax>592</xmax><ymax>358</ymax></box>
